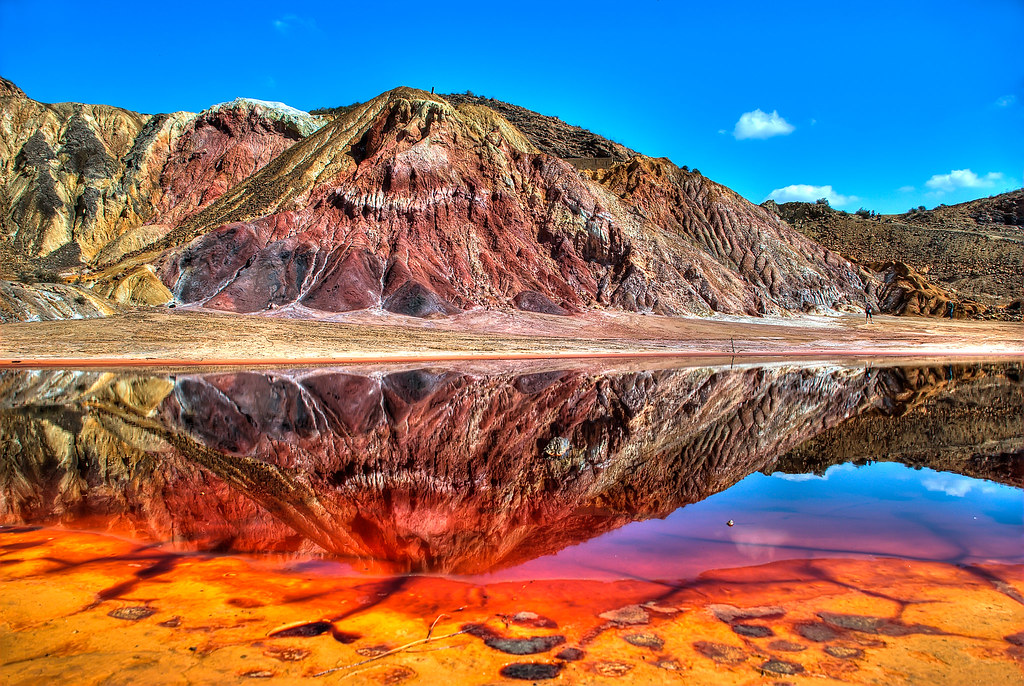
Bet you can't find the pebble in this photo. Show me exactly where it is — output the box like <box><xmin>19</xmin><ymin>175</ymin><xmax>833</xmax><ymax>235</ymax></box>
<box><xmin>732</xmin><ymin>624</ymin><xmax>774</xmax><ymax>638</ymax></box>
<box><xmin>108</xmin><ymin>606</ymin><xmax>155</xmax><ymax>621</ymax></box>
<box><xmin>761</xmin><ymin>659</ymin><xmax>805</xmax><ymax>675</ymax></box>
<box><xmin>499</xmin><ymin>662</ymin><xmax>562</xmax><ymax>680</ymax></box>
<box><xmin>824</xmin><ymin>645</ymin><xmax>864</xmax><ymax>659</ymax></box>
<box><xmin>623</xmin><ymin>632</ymin><xmax>665</xmax><ymax>649</ymax></box>
<box><xmin>599</xmin><ymin>604</ymin><xmax>650</xmax><ymax>625</ymax></box>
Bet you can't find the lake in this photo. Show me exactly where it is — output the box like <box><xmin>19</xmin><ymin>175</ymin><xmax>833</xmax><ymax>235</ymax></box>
<box><xmin>1</xmin><ymin>360</ymin><xmax>1021</xmax><ymax>684</ymax></box>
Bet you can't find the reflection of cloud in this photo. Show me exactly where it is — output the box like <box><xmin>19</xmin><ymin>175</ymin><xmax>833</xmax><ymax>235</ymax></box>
<box><xmin>921</xmin><ymin>473</ymin><xmax>999</xmax><ymax>499</ymax></box>
<box><xmin>773</xmin><ymin>462</ymin><xmax>856</xmax><ymax>482</ymax></box>
<box><xmin>730</xmin><ymin>526</ymin><xmax>790</xmax><ymax>562</ymax></box>
<box><xmin>772</xmin><ymin>472</ymin><xmax>825</xmax><ymax>482</ymax></box>
<box><xmin>733</xmin><ymin>109</ymin><xmax>795</xmax><ymax>139</ymax></box>
<box><xmin>925</xmin><ymin>475</ymin><xmax>970</xmax><ymax>497</ymax></box>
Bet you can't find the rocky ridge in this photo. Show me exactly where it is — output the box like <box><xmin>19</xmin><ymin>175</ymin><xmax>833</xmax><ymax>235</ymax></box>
<box><xmin>1</xmin><ymin>81</ymin><xmax>869</xmax><ymax>321</ymax></box>
<box><xmin>765</xmin><ymin>193</ymin><xmax>1024</xmax><ymax>317</ymax></box>
<box><xmin>440</xmin><ymin>92</ymin><xmax>636</xmax><ymax>161</ymax></box>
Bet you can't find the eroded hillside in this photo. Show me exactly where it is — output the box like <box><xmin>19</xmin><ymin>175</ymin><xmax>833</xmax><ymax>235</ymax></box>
<box><xmin>1</xmin><ymin>82</ymin><xmax>869</xmax><ymax>322</ymax></box>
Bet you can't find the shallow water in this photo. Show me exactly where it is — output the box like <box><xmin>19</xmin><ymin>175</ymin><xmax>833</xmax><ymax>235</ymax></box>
<box><xmin>1</xmin><ymin>360</ymin><xmax>1021</xmax><ymax>684</ymax></box>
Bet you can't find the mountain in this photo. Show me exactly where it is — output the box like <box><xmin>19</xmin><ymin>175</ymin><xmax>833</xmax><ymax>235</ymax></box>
<box><xmin>765</xmin><ymin>191</ymin><xmax>1024</xmax><ymax>318</ymax></box>
<box><xmin>1</xmin><ymin>80</ymin><xmax>869</xmax><ymax>322</ymax></box>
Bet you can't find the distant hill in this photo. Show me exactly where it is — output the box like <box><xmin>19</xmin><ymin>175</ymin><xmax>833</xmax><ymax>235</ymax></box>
<box><xmin>766</xmin><ymin>191</ymin><xmax>1023</xmax><ymax>309</ymax></box>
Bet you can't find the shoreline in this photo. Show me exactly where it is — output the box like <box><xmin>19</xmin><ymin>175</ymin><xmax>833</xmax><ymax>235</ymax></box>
<box><xmin>2</xmin><ymin>308</ymin><xmax>1021</xmax><ymax>369</ymax></box>
<box><xmin>2</xmin><ymin>349</ymin><xmax>1023</xmax><ymax>371</ymax></box>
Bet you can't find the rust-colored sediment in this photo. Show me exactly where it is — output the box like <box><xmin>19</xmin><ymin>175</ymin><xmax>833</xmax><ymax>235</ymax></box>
<box><xmin>1</xmin><ymin>528</ymin><xmax>1021</xmax><ymax>685</ymax></box>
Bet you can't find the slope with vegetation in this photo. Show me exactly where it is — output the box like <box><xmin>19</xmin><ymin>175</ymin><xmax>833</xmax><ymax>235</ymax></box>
<box><xmin>764</xmin><ymin>193</ymin><xmax>1023</xmax><ymax>319</ymax></box>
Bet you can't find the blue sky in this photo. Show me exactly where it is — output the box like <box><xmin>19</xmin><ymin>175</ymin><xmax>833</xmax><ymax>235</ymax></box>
<box><xmin>1</xmin><ymin>0</ymin><xmax>1021</xmax><ymax>213</ymax></box>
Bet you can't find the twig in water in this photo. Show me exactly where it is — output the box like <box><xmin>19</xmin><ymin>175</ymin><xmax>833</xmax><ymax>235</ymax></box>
<box><xmin>313</xmin><ymin>615</ymin><xmax>470</xmax><ymax>678</ymax></box>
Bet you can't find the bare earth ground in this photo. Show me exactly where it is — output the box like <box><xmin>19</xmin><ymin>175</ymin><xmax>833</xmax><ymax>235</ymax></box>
<box><xmin>0</xmin><ymin>307</ymin><xmax>1021</xmax><ymax>367</ymax></box>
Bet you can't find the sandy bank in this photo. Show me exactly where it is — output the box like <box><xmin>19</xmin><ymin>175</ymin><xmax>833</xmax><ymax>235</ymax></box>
<box><xmin>0</xmin><ymin>308</ymin><xmax>1020</xmax><ymax>367</ymax></box>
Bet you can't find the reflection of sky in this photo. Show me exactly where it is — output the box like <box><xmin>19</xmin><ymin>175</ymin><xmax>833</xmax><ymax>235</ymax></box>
<box><xmin>482</xmin><ymin>462</ymin><xmax>1023</xmax><ymax>583</ymax></box>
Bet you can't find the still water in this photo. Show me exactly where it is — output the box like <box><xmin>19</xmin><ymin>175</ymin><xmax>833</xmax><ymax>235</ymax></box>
<box><xmin>1</xmin><ymin>360</ymin><xmax>1021</xmax><ymax>684</ymax></box>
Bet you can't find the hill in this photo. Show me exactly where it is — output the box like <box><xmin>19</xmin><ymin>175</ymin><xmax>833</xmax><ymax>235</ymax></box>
<box><xmin>0</xmin><ymin>81</ymin><xmax>868</xmax><ymax>322</ymax></box>
<box><xmin>766</xmin><ymin>192</ymin><xmax>1023</xmax><ymax>315</ymax></box>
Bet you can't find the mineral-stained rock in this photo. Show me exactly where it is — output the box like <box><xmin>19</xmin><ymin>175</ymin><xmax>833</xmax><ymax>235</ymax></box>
<box><xmin>1</xmin><ymin>83</ymin><xmax>871</xmax><ymax>320</ymax></box>
<box><xmin>869</xmin><ymin>260</ymin><xmax>984</xmax><ymax>318</ymax></box>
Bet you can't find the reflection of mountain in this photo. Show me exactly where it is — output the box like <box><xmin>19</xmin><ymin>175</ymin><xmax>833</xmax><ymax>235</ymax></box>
<box><xmin>774</xmin><ymin>363</ymin><xmax>1023</xmax><ymax>486</ymax></box>
<box><xmin>1</xmin><ymin>362</ymin><xmax>1019</xmax><ymax>574</ymax></box>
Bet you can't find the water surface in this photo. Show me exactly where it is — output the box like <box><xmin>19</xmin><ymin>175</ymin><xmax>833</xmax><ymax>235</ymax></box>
<box><xmin>1</xmin><ymin>360</ymin><xmax>1021</xmax><ymax>684</ymax></box>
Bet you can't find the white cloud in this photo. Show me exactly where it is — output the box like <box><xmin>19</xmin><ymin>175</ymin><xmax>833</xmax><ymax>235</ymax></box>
<box><xmin>272</xmin><ymin>14</ymin><xmax>315</xmax><ymax>32</ymax></box>
<box><xmin>924</xmin><ymin>169</ymin><xmax>1004</xmax><ymax>193</ymax></box>
<box><xmin>733</xmin><ymin>109</ymin><xmax>795</xmax><ymax>140</ymax></box>
<box><xmin>995</xmin><ymin>94</ymin><xmax>1017</xmax><ymax>107</ymax></box>
<box><xmin>766</xmin><ymin>184</ymin><xmax>857</xmax><ymax>206</ymax></box>
<box><xmin>897</xmin><ymin>185</ymin><xmax>915</xmax><ymax>193</ymax></box>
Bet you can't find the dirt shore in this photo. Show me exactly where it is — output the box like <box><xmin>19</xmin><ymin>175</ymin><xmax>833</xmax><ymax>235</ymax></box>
<box><xmin>0</xmin><ymin>308</ymin><xmax>1021</xmax><ymax>367</ymax></box>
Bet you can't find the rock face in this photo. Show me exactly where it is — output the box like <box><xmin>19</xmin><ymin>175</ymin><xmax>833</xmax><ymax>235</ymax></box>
<box><xmin>2</xmin><ymin>361</ymin><xmax>1017</xmax><ymax>573</ymax></box>
<box><xmin>869</xmin><ymin>261</ymin><xmax>984</xmax><ymax>318</ymax></box>
<box><xmin>0</xmin><ymin>279</ymin><xmax>119</xmax><ymax>322</ymax></box>
<box><xmin>1</xmin><ymin>81</ymin><xmax>870</xmax><ymax>320</ymax></box>
<box><xmin>768</xmin><ymin>194</ymin><xmax>1024</xmax><ymax>315</ymax></box>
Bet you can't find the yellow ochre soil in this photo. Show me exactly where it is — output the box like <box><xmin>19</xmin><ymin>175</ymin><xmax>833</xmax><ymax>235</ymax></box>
<box><xmin>1</xmin><ymin>527</ymin><xmax>1021</xmax><ymax>685</ymax></box>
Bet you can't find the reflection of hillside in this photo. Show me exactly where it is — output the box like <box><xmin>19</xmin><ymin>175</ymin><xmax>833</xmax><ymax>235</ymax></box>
<box><xmin>774</xmin><ymin>363</ymin><xmax>1023</xmax><ymax>485</ymax></box>
<box><xmin>1</xmin><ymin>363</ymin><xmax>1019</xmax><ymax>574</ymax></box>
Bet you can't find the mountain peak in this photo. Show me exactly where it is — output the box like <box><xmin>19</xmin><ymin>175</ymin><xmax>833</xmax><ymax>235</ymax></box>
<box><xmin>205</xmin><ymin>98</ymin><xmax>326</xmax><ymax>137</ymax></box>
<box><xmin>0</xmin><ymin>76</ymin><xmax>27</xmax><ymax>99</ymax></box>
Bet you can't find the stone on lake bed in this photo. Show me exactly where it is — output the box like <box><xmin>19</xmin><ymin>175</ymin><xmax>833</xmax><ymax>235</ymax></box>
<box><xmin>594</xmin><ymin>661</ymin><xmax>633</xmax><ymax>676</ymax></box>
<box><xmin>108</xmin><ymin>606</ymin><xmax>156</xmax><ymax>621</ymax></box>
<box><xmin>732</xmin><ymin>623</ymin><xmax>774</xmax><ymax>638</ymax></box>
<box><xmin>825</xmin><ymin>645</ymin><xmax>864</xmax><ymax>659</ymax></box>
<box><xmin>761</xmin><ymin>659</ymin><xmax>805</xmax><ymax>675</ymax></box>
<box><xmin>483</xmin><ymin>635</ymin><xmax>565</xmax><ymax>655</ymax></box>
<box><xmin>710</xmin><ymin>603</ymin><xmax>786</xmax><ymax>623</ymax></box>
<box><xmin>599</xmin><ymin>604</ymin><xmax>650</xmax><ymax>625</ymax></box>
<box><xmin>623</xmin><ymin>632</ymin><xmax>665</xmax><ymax>649</ymax></box>
<box><xmin>500</xmin><ymin>662</ymin><xmax>562</xmax><ymax>680</ymax></box>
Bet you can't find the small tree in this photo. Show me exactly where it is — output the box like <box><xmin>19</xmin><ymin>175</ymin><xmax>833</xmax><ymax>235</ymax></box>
<box><xmin>816</xmin><ymin>197</ymin><xmax>830</xmax><ymax>206</ymax></box>
<box><xmin>855</xmin><ymin>207</ymin><xmax>871</xmax><ymax>218</ymax></box>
